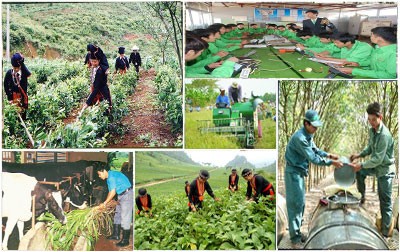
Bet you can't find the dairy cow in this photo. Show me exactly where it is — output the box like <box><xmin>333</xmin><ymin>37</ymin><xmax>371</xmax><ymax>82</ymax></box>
<box><xmin>2</xmin><ymin>172</ymin><xmax>67</xmax><ymax>250</ymax></box>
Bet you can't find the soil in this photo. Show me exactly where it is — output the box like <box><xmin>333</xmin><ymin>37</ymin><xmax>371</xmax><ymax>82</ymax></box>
<box><xmin>123</xmin><ymin>34</ymin><xmax>139</xmax><ymax>41</ymax></box>
<box><xmin>24</xmin><ymin>42</ymin><xmax>38</xmax><ymax>58</ymax></box>
<box><xmin>107</xmin><ymin>69</ymin><xmax>178</xmax><ymax>148</ymax></box>
<box><xmin>43</xmin><ymin>46</ymin><xmax>61</xmax><ymax>59</ymax></box>
<box><xmin>94</xmin><ymin>233</ymin><xmax>133</xmax><ymax>251</ymax></box>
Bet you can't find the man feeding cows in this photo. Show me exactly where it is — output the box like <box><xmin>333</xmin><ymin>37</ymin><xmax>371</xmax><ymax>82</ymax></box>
<box><xmin>96</xmin><ymin>165</ymin><xmax>133</xmax><ymax>247</ymax></box>
<box><xmin>2</xmin><ymin>172</ymin><xmax>67</xmax><ymax>250</ymax></box>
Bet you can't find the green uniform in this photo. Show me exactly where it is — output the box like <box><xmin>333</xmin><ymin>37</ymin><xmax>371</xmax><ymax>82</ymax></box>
<box><xmin>356</xmin><ymin>122</ymin><xmax>395</xmax><ymax>237</ymax></box>
<box><xmin>306</xmin><ymin>43</ymin><xmax>341</xmax><ymax>57</ymax></box>
<box><xmin>338</xmin><ymin>40</ymin><xmax>372</xmax><ymax>67</ymax></box>
<box><xmin>185</xmin><ymin>60</ymin><xmax>235</xmax><ymax>78</ymax></box>
<box><xmin>280</xmin><ymin>30</ymin><xmax>291</xmax><ymax>38</ymax></box>
<box><xmin>220</xmin><ymin>36</ymin><xmax>241</xmax><ymax>44</ymax></box>
<box><xmin>266</xmin><ymin>29</ymin><xmax>276</xmax><ymax>35</ymax></box>
<box><xmin>303</xmin><ymin>36</ymin><xmax>323</xmax><ymax>48</ymax></box>
<box><xmin>352</xmin><ymin>44</ymin><xmax>397</xmax><ymax>79</ymax></box>
<box><xmin>215</xmin><ymin>39</ymin><xmax>240</xmax><ymax>52</ymax></box>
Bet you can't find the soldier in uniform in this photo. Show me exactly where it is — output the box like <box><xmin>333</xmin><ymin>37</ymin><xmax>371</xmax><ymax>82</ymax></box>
<box><xmin>4</xmin><ymin>53</ymin><xmax>31</xmax><ymax>120</ymax></box>
<box><xmin>114</xmin><ymin>47</ymin><xmax>129</xmax><ymax>74</ymax></box>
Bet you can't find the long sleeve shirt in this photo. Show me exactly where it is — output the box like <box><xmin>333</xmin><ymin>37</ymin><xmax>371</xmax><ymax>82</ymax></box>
<box><xmin>338</xmin><ymin>40</ymin><xmax>372</xmax><ymax>67</ymax></box>
<box><xmin>352</xmin><ymin>44</ymin><xmax>397</xmax><ymax>79</ymax></box>
<box><xmin>359</xmin><ymin>123</ymin><xmax>396</xmax><ymax>177</ymax></box>
<box><xmin>188</xmin><ymin>178</ymin><xmax>215</xmax><ymax>204</ymax></box>
<box><xmin>215</xmin><ymin>94</ymin><xmax>230</xmax><ymax>106</ymax></box>
<box><xmin>245</xmin><ymin>174</ymin><xmax>274</xmax><ymax>201</ymax></box>
<box><xmin>186</xmin><ymin>60</ymin><xmax>235</xmax><ymax>78</ymax></box>
<box><xmin>135</xmin><ymin>194</ymin><xmax>152</xmax><ymax>212</ymax></box>
<box><xmin>285</xmin><ymin>127</ymin><xmax>332</xmax><ymax>176</ymax></box>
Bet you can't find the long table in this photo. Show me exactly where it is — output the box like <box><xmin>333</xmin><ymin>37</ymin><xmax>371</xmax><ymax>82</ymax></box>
<box><xmin>231</xmin><ymin>47</ymin><xmax>351</xmax><ymax>79</ymax></box>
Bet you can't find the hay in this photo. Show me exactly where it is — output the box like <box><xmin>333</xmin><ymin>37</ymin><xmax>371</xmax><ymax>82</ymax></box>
<box><xmin>38</xmin><ymin>200</ymin><xmax>118</xmax><ymax>250</ymax></box>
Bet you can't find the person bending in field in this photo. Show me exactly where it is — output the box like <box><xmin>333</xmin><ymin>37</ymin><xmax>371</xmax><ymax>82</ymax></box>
<box><xmin>188</xmin><ymin>170</ymin><xmax>220</xmax><ymax>212</ymax></box>
<box><xmin>136</xmin><ymin>188</ymin><xmax>153</xmax><ymax>216</ymax></box>
<box><xmin>79</xmin><ymin>50</ymin><xmax>112</xmax><ymax>116</ymax></box>
<box><xmin>185</xmin><ymin>181</ymin><xmax>190</xmax><ymax>196</ymax></box>
<box><xmin>114</xmin><ymin>47</ymin><xmax>129</xmax><ymax>75</ymax></box>
<box><xmin>4</xmin><ymin>53</ymin><xmax>31</xmax><ymax>120</ymax></box>
<box><xmin>228</xmin><ymin>169</ymin><xmax>239</xmax><ymax>192</ymax></box>
<box><xmin>242</xmin><ymin>168</ymin><xmax>275</xmax><ymax>203</ymax></box>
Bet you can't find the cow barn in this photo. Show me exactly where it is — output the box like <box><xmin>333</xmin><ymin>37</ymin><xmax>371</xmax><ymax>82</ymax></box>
<box><xmin>2</xmin><ymin>151</ymin><xmax>133</xmax><ymax>251</ymax></box>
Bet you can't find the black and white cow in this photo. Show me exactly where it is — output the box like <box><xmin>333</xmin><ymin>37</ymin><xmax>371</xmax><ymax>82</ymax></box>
<box><xmin>2</xmin><ymin>172</ymin><xmax>67</xmax><ymax>250</ymax></box>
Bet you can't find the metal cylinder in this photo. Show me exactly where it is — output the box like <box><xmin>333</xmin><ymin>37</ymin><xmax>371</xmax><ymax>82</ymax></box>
<box><xmin>277</xmin><ymin>194</ymin><xmax>288</xmax><ymax>245</ymax></box>
<box><xmin>304</xmin><ymin>194</ymin><xmax>389</xmax><ymax>249</ymax></box>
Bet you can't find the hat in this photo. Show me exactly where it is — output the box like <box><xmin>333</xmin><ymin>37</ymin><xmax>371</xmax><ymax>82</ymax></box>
<box><xmin>89</xmin><ymin>52</ymin><xmax>99</xmax><ymax>60</ymax></box>
<box><xmin>199</xmin><ymin>170</ymin><xmax>210</xmax><ymax>179</ymax></box>
<box><xmin>138</xmin><ymin>188</ymin><xmax>147</xmax><ymax>196</ymax></box>
<box><xmin>242</xmin><ymin>168</ymin><xmax>252</xmax><ymax>177</ymax></box>
<box><xmin>304</xmin><ymin>109</ymin><xmax>323</xmax><ymax>127</ymax></box>
<box><xmin>232</xmin><ymin>82</ymin><xmax>238</xmax><ymax>88</ymax></box>
<box><xmin>87</xmin><ymin>44</ymin><xmax>91</xmax><ymax>51</ymax></box>
<box><xmin>220</xmin><ymin>88</ymin><xmax>225</xmax><ymax>92</ymax></box>
<box><xmin>11</xmin><ymin>53</ymin><xmax>24</xmax><ymax>67</ymax></box>
<box><xmin>132</xmin><ymin>45</ymin><xmax>139</xmax><ymax>51</ymax></box>
<box><xmin>118</xmin><ymin>47</ymin><xmax>125</xmax><ymax>54</ymax></box>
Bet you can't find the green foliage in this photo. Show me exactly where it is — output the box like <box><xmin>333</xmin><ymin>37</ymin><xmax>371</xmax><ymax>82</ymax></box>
<box><xmin>135</xmin><ymin>188</ymin><xmax>276</xmax><ymax>250</ymax></box>
<box><xmin>185</xmin><ymin>79</ymin><xmax>219</xmax><ymax>107</ymax></box>
<box><xmin>154</xmin><ymin>65</ymin><xmax>183</xmax><ymax>134</ymax></box>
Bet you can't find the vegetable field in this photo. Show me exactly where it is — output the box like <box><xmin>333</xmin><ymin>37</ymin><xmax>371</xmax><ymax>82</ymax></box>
<box><xmin>135</xmin><ymin>188</ymin><xmax>276</xmax><ymax>250</ymax></box>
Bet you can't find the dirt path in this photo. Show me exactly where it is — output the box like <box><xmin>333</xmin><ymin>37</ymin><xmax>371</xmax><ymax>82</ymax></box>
<box><xmin>136</xmin><ymin>168</ymin><xmax>220</xmax><ymax>188</ymax></box>
<box><xmin>107</xmin><ymin>70</ymin><xmax>177</xmax><ymax>148</ymax></box>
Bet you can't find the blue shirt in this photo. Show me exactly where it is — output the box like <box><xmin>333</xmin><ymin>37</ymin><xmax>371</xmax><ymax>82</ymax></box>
<box><xmin>107</xmin><ymin>171</ymin><xmax>131</xmax><ymax>195</ymax></box>
<box><xmin>216</xmin><ymin>95</ymin><xmax>230</xmax><ymax>106</ymax></box>
<box><xmin>285</xmin><ymin>127</ymin><xmax>331</xmax><ymax>176</ymax></box>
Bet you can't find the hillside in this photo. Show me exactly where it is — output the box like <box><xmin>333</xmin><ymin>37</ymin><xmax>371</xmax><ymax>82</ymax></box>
<box><xmin>135</xmin><ymin>152</ymin><xmax>206</xmax><ymax>184</ymax></box>
<box><xmin>2</xmin><ymin>3</ymin><xmax>178</xmax><ymax>63</ymax></box>
<box><xmin>225</xmin><ymin>155</ymin><xmax>256</xmax><ymax>169</ymax></box>
<box><xmin>161</xmin><ymin>152</ymin><xmax>199</xmax><ymax>166</ymax></box>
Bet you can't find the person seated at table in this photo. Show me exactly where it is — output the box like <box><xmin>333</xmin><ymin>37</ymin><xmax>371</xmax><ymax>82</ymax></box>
<box><xmin>235</xmin><ymin>22</ymin><xmax>249</xmax><ymax>37</ymax></box>
<box><xmin>340</xmin><ymin>27</ymin><xmax>397</xmax><ymax>79</ymax></box>
<box><xmin>216</xmin><ymin>88</ymin><xmax>230</xmax><ymax>108</ymax></box>
<box><xmin>286</xmin><ymin>23</ymin><xmax>301</xmax><ymax>30</ymax></box>
<box><xmin>296</xmin><ymin>30</ymin><xmax>323</xmax><ymax>48</ymax></box>
<box><xmin>275</xmin><ymin>25</ymin><xmax>287</xmax><ymax>36</ymax></box>
<box><xmin>191</xmin><ymin>28</ymin><xmax>229</xmax><ymax>62</ymax></box>
<box><xmin>210</xmin><ymin>23</ymin><xmax>244</xmax><ymax>46</ymax></box>
<box><xmin>285</xmin><ymin>26</ymin><xmax>304</xmax><ymax>43</ymax></box>
<box><xmin>298</xmin><ymin>31</ymin><xmax>340</xmax><ymax>58</ymax></box>
<box><xmin>266</xmin><ymin>24</ymin><xmax>278</xmax><ymax>35</ymax></box>
<box><xmin>315</xmin><ymin>33</ymin><xmax>372</xmax><ymax>67</ymax></box>
<box><xmin>208</xmin><ymin>25</ymin><xmax>243</xmax><ymax>52</ymax></box>
<box><xmin>185</xmin><ymin>33</ymin><xmax>239</xmax><ymax>78</ymax></box>
<box><xmin>249</xmin><ymin>23</ymin><xmax>265</xmax><ymax>35</ymax></box>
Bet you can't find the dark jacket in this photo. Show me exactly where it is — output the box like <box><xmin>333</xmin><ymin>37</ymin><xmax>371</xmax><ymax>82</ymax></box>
<box><xmin>86</xmin><ymin>66</ymin><xmax>111</xmax><ymax>106</ymax></box>
<box><xmin>185</xmin><ymin>185</ymin><xmax>190</xmax><ymax>197</ymax></box>
<box><xmin>115</xmin><ymin>56</ymin><xmax>130</xmax><ymax>70</ymax></box>
<box><xmin>188</xmin><ymin>178</ymin><xmax>215</xmax><ymax>206</ymax></box>
<box><xmin>302</xmin><ymin>18</ymin><xmax>337</xmax><ymax>35</ymax></box>
<box><xmin>228</xmin><ymin>174</ymin><xmax>239</xmax><ymax>187</ymax></box>
<box><xmin>129</xmin><ymin>52</ymin><xmax>142</xmax><ymax>66</ymax></box>
<box><xmin>4</xmin><ymin>65</ymin><xmax>31</xmax><ymax>108</ymax></box>
<box><xmin>135</xmin><ymin>194</ymin><xmax>152</xmax><ymax>212</ymax></box>
<box><xmin>246</xmin><ymin>174</ymin><xmax>275</xmax><ymax>201</ymax></box>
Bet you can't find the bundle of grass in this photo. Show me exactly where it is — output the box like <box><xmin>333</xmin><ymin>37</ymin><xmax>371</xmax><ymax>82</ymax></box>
<box><xmin>38</xmin><ymin>200</ymin><xmax>118</xmax><ymax>250</ymax></box>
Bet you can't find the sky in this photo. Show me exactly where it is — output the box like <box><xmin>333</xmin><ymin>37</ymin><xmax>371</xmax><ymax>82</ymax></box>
<box><xmin>186</xmin><ymin>149</ymin><xmax>277</xmax><ymax>167</ymax></box>
<box><xmin>185</xmin><ymin>79</ymin><xmax>277</xmax><ymax>98</ymax></box>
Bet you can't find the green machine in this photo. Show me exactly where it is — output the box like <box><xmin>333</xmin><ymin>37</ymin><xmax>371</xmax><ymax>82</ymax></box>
<box><xmin>198</xmin><ymin>94</ymin><xmax>264</xmax><ymax>148</ymax></box>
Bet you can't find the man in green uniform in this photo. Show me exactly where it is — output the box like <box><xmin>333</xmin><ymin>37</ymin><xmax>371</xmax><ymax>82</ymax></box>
<box><xmin>341</xmin><ymin>27</ymin><xmax>397</xmax><ymax>79</ymax></box>
<box><xmin>315</xmin><ymin>33</ymin><xmax>372</xmax><ymax>67</ymax></box>
<box><xmin>350</xmin><ymin>102</ymin><xmax>396</xmax><ymax>238</ymax></box>
<box><xmin>285</xmin><ymin>109</ymin><xmax>343</xmax><ymax>248</ymax></box>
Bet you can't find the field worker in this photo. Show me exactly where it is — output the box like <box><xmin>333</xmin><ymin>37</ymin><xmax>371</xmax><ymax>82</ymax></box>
<box><xmin>114</xmin><ymin>47</ymin><xmax>129</xmax><ymax>75</ymax></box>
<box><xmin>129</xmin><ymin>45</ymin><xmax>141</xmax><ymax>79</ymax></box>
<box><xmin>87</xmin><ymin>44</ymin><xmax>109</xmax><ymax>73</ymax></box>
<box><xmin>284</xmin><ymin>109</ymin><xmax>343</xmax><ymax>248</ymax></box>
<box><xmin>228</xmin><ymin>169</ymin><xmax>239</xmax><ymax>192</ymax></box>
<box><xmin>84</xmin><ymin>44</ymin><xmax>92</xmax><ymax>68</ymax></box>
<box><xmin>4</xmin><ymin>53</ymin><xmax>31</xmax><ymax>120</ymax></box>
<box><xmin>185</xmin><ymin>181</ymin><xmax>190</xmax><ymax>196</ymax></box>
<box><xmin>80</xmin><ymin>50</ymin><xmax>112</xmax><ymax>116</ymax></box>
<box><xmin>228</xmin><ymin>82</ymin><xmax>242</xmax><ymax>105</ymax></box>
<box><xmin>349</xmin><ymin>102</ymin><xmax>395</xmax><ymax>238</ymax></box>
<box><xmin>341</xmin><ymin>27</ymin><xmax>397</xmax><ymax>79</ymax></box>
<box><xmin>216</xmin><ymin>88</ymin><xmax>230</xmax><ymax>108</ymax></box>
<box><xmin>97</xmin><ymin>167</ymin><xmax>133</xmax><ymax>247</ymax></box>
<box><xmin>242</xmin><ymin>168</ymin><xmax>274</xmax><ymax>202</ymax></box>
<box><xmin>135</xmin><ymin>188</ymin><xmax>153</xmax><ymax>216</ymax></box>
<box><xmin>188</xmin><ymin>170</ymin><xmax>220</xmax><ymax>212</ymax></box>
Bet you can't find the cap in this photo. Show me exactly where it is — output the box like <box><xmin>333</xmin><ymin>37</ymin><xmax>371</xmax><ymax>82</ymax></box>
<box><xmin>132</xmin><ymin>45</ymin><xmax>139</xmax><ymax>51</ymax></box>
<box><xmin>11</xmin><ymin>53</ymin><xmax>24</xmax><ymax>67</ymax></box>
<box><xmin>199</xmin><ymin>170</ymin><xmax>210</xmax><ymax>179</ymax></box>
<box><xmin>118</xmin><ymin>47</ymin><xmax>125</xmax><ymax>54</ymax></box>
<box><xmin>232</xmin><ymin>82</ymin><xmax>238</xmax><ymax>88</ymax></box>
<box><xmin>138</xmin><ymin>188</ymin><xmax>147</xmax><ymax>196</ymax></box>
<box><xmin>304</xmin><ymin>109</ymin><xmax>323</xmax><ymax>127</ymax></box>
<box><xmin>242</xmin><ymin>168</ymin><xmax>252</xmax><ymax>177</ymax></box>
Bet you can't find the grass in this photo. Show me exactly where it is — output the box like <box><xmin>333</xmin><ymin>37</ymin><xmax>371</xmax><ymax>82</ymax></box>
<box><xmin>185</xmin><ymin>109</ymin><xmax>276</xmax><ymax>149</ymax></box>
<box><xmin>135</xmin><ymin>167</ymin><xmax>276</xmax><ymax>198</ymax></box>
